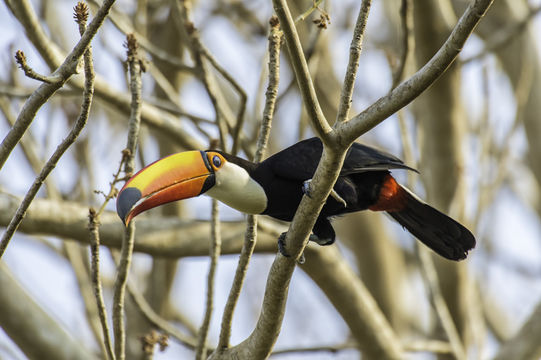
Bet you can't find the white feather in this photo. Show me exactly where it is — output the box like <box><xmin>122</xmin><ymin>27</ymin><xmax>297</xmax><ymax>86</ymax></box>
<box><xmin>205</xmin><ymin>162</ymin><xmax>267</xmax><ymax>214</ymax></box>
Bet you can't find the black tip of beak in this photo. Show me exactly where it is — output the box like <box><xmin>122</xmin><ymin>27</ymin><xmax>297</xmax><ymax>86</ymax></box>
<box><xmin>116</xmin><ymin>187</ymin><xmax>142</xmax><ymax>225</ymax></box>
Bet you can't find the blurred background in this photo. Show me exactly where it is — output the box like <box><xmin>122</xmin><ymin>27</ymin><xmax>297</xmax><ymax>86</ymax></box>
<box><xmin>1</xmin><ymin>0</ymin><xmax>541</xmax><ymax>359</ymax></box>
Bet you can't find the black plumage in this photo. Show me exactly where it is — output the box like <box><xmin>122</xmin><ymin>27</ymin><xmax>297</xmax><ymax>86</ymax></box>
<box><xmin>219</xmin><ymin>137</ymin><xmax>475</xmax><ymax>260</ymax></box>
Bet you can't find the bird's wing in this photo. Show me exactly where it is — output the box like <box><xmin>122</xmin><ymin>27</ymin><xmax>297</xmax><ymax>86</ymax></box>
<box><xmin>266</xmin><ymin>137</ymin><xmax>324</xmax><ymax>181</ymax></box>
<box><xmin>340</xmin><ymin>142</ymin><xmax>417</xmax><ymax>175</ymax></box>
<box><xmin>266</xmin><ymin>137</ymin><xmax>416</xmax><ymax>181</ymax></box>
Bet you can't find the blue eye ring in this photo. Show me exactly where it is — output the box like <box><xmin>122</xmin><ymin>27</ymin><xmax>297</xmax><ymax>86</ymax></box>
<box><xmin>212</xmin><ymin>155</ymin><xmax>222</xmax><ymax>168</ymax></box>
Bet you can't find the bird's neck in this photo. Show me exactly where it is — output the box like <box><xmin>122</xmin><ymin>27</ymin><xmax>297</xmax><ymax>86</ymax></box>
<box><xmin>205</xmin><ymin>159</ymin><xmax>267</xmax><ymax>214</ymax></box>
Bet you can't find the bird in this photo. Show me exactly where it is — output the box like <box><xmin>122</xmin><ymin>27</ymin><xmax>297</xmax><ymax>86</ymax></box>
<box><xmin>116</xmin><ymin>137</ymin><xmax>475</xmax><ymax>261</ymax></box>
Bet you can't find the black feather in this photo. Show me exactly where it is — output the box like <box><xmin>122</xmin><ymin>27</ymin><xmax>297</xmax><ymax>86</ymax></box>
<box><xmin>388</xmin><ymin>186</ymin><xmax>476</xmax><ymax>260</ymax></box>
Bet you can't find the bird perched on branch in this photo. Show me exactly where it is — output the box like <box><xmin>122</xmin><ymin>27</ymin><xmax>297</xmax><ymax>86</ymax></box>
<box><xmin>116</xmin><ymin>137</ymin><xmax>475</xmax><ymax>261</ymax></box>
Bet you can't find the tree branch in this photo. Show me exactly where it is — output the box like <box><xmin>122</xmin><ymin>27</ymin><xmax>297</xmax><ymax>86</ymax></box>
<box><xmin>5</xmin><ymin>0</ymin><xmax>203</xmax><ymax>151</ymax></box>
<box><xmin>112</xmin><ymin>33</ymin><xmax>143</xmax><ymax>360</ymax></box>
<box><xmin>493</xmin><ymin>299</ymin><xmax>541</xmax><ymax>360</ymax></box>
<box><xmin>336</xmin><ymin>0</ymin><xmax>494</xmax><ymax>146</ymax></box>
<box><xmin>0</xmin><ymin>3</ymin><xmax>97</xmax><ymax>258</ymax></box>
<box><xmin>89</xmin><ymin>208</ymin><xmax>116</xmax><ymax>360</ymax></box>
<box><xmin>301</xmin><ymin>245</ymin><xmax>403</xmax><ymax>358</ymax></box>
<box><xmin>0</xmin><ymin>0</ymin><xmax>116</xmax><ymax>170</ymax></box>
<box><xmin>196</xmin><ymin>200</ymin><xmax>221</xmax><ymax>359</ymax></box>
<box><xmin>0</xmin><ymin>263</ymin><xmax>94</xmax><ymax>360</ymax></box>
<box><xmin>0</xmin><ymin>192</ymin><xmax>281</xmax><ymax>256</ymax></box>
<box><xmin>215</xmin><ymin>17</ymin><xmax>282</xmax><ymax>353</ymax></box>
<box><xmin>272</xmin><ymin>0</ymin><xmax>331</xmax><ymax>142</ymax></box>
<box><xmin>335</xmin><ymin>0</ymin><xmax>372</xmax><ymax>124</ymax></box>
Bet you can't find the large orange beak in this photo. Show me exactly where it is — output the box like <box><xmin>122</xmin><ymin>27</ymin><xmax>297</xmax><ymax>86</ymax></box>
<box><xmin>116</xmin><ymin>150</ymin><xmax>216</xmax><ymax>225</ymax></box>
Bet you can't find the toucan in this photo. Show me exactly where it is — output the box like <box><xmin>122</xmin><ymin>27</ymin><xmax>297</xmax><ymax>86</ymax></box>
<box><xmin>116</xmin><ymin>137</ymin><xmax>475</xmax><ymax>261</ymax></box>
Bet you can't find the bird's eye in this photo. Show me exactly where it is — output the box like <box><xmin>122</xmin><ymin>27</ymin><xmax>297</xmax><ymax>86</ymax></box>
<box><xmin>212</xmin><ymin>155</ymin><xmax>222</xmax><ymax>168</ymax></box>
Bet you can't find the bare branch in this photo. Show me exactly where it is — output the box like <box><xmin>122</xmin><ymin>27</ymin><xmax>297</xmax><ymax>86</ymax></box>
<box><xmin>272</xmin><ymin>340</ymin><xmax>357</xmax><ymax>356</ymax></box>
<box><xmin>89</xmin><ymin>208</ymin><xmax>116</xmax><ymax>360</ymax></box>
<box><xmin>86</xmin><ymin>0</ymin><xmax>195</xmax><ymax>73</ymax></box>
<box><xmin>0</xmin><ymin>97</ymin><xmax>60</xmax><ymax>197</ymax></box>
<box><xmin>462</xmin><ymin>4</ymin><xmax>541</xmax><ymax>64</ymax></box>
<box><xmin>6</xmin><ymin>0</ymin><xmax>203</xmax><ymax>151</ymax></box>
<box><xmin>196</xmin><ymin>46</ymin><xmax>247</xmax><ymax>155</ymax></box>
<box><xmin>493</xmin><ymin>299</ymin><xmax>541</xmax><ymax>360</ymax></box>
<box><xmin>301</xmin><ymin>245</ymin><xmax>403</xmax><ymax>358</ymax></box>
<box><xmin>272</xmin><ymin>0</ymin><xmax>332</xmax><ymax>141</ymax></box>
<box><xmin>174</xmin><ymin>1</ymin><xmax>246</xmax><ymax>152</ymax></box>
<box><xmin>127</xmin><ymin>281</ymin><xmax>198</xmax><ymax>349</ymax></box>
<box><xmin>336</xmin><ymin>0</ymin><xmax>495</xmax><ymax>145</ymax></box>
<box><xmin>418</xmin><ymin>248</ymin><xmax>466</xmax><ymax>359</ymax></box>
<box><xmin>14</xmin><ymin>50</ymin><xmax>62</xmax><ymax>84</ymax></box>
<box><xmin>0</xmin><ymin>263</ymin><xmax>95</xmax><ymax>360</ymax></box>
<box><xmin>215</xmin><ymin>18</ymin><xmax>282</xmax><ymax>353</ymax></box>
<box><xmin>112</xmin><ymin>33</ymin><xmax>143</xmax><ymax>360</ymax></box>
<box><xmin>0</xmin><ymin>7</ymin><xmax>97</xmax><ymax>258</ymax></box>
<box><xmin>392</xmin><ymin>0</ymin><xmax>414</xmax><ymax>88</ymax></box>
<box><xmin>196</xmin><ymin>200</ymin><xmax>221</xmax><ymax>359</ymax></box>
<box><xmin>335</xmin><ymin>0</ymin><xmax>372</xmax><ymax>124</ymax></box>
<box><xmin>0</xmin><ymin>0</ymin><xmax>116</xmax><ymax>169</ymax></box>
<box><xmin>0</xmin><ymin>192</ymin><xmax>281</xmax><ymax>256</ymax></box>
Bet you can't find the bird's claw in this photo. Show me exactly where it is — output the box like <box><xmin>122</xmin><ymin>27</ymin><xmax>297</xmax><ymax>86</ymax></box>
<box><xmin>330</xmin><ymin>189</ymin><xmax>347</xmax><ymax>208</ymax></box>
<box><xmin>278</xmin><ymin>232</ymin><xmax>305</xmax><ymax>264</ymax></box>
<box><xmin>309</xmin><ymin>234</ymin><xmax>335</xmax><ymax>246</ymax></box>
<box><xmin>304</xmin><ymin>179</ymin><xmax>346</xmax><ymax>208</ymax></box>
<box><xmin>297</xmin><ymin>252</ymin><xmax>306</xmax><ymax>264</ymax></box>
<box><xmin>278</xmin><ymin>232</ymin><xmax>288</xmax><ymax>256</ymax></box>
<box><xmin>302</xmin><ymin>179</ymin><xmax>313</xmax><ymax>198</ymax></box>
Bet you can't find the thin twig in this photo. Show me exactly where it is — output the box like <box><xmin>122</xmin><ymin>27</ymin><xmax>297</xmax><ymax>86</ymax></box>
<box><xmin>86</xmin><ymin>0</ymin><xmax>195</xmax><ymax>72</ymax></box>
<box><xmin>0</xmin><ymin>0</ymin><xmax>116</xmax><ymax>170</ymax></box>
<box><xmin>300</xmin><ymin>246</ymin><xmax>403</xmax><ymax>359</ymax></box>
<box><xmin>176</xmin><ymin>2</ymin><xmax>228</xmax><ymax>150</ymax></box>
<box><xmin>272</xmin><ymin>0</ymin><xmax>331</xmax><ymax>142</ymax></box>
<box><xmin>461</xmin><ymin>4</ymin><xmax>541</xmax><ymax>64</ymax></box>
<box><xmin>392</xmin><ymin>0</ymin><xmax>414</xmax><ymax>88</ymax></box>
<box><xmin>0</xmin><ymin>2</ymin><xmax>97</xmax><ymax>259</ymax></box>
<box><xmin>196</xmin><ymin>46</ymin><xmax>247</xmax><ymax>155</ymax></box>
<box><xmin>126</xmin><ymin>280</ymin><xmax>198</xmax><ymax>349</ymax></box>
<box><xmin>196</xmin><ymin>199</ymin><xmax>221</xmax><ymax>359</ymax></box>
<box><xmin>0</xmin><ymin>97</ymin><xmax>60</xmax><ymax>197</ymax></box>
<box><xmin>7</xmin><ymin>0</ymin><xmax>203</xmax><ymax>151</ymax></box>
<box><xmin>271</xmin><ymin>340</ymin><xmax>357</xmax><ymax>356</ymax></box>
<box><xmin>418</xmin><ymin>248</ymin><xmax>466</xmax><ymax>359</ymax></box>
<box><xmin>337</xmin><ymin>0</ymin><xmax>495</xmax><ymax>146</ymax></box>
<box><xmin>112</xmin><ymin>33</ymin><xmax>143</xmax><ymax>360</ymax></box>
<box><xmin>474</xmin><ymin>54</ymin><xmax>532</xmax><ymax>227</ymax></box>
<box><xmin>87</xmin><ymin>149</ymin><xmax>130</xmax><ymax>360</ymax></box>
<box><xmin>294</xmin><ymin>0</ymin><xmax>324</xmax><ymax>23</ymax></box>
<box><xmin>394</xmin><ymin>0</ymin><xmax>415</xmax><ymax>185</ymax></box>
<box><xmin>335</xmin><ymin>0</ymin><xmax>372</xmax><ymax>124</ymax></box>
<box><xmin>89</xmin><ymin>208</ymin><xmax>116</xmax><ymax>360</ymax></box>
<box><xmin>215</xmin><ymin>18</ymin><xmax>282</xmax><ymax>353</ymax></box>
<box><xmin>14</xmin><ymin>50</ymin><xmax>62</xmax><ymax>84</ymax></box>
<box><xmin>403</xmin><ymin>340</ymin><xmax>453</xmax><ymax>354</ymax></box>
<box><xmin>392</xmin><ymin>8</ymin><xmax>466</xmax><ymax>351</ymax></box>
<box><xmin>74</xmin><ymin>4</ymin><xmax>114</xmax><ymax>359</ymax></box>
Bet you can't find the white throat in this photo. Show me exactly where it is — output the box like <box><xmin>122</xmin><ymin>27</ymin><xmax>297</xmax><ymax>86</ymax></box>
<box><xmin>205</xmin><ymin>162</ymin><xmax>267</xmax><ymax>214</ymax></box>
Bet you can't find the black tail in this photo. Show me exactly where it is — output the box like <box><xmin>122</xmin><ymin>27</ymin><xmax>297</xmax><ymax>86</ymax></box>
<box><xmin>388</xmin><ymin>186</ymin><xmax>475</xmax><ymax>261</ymax></box>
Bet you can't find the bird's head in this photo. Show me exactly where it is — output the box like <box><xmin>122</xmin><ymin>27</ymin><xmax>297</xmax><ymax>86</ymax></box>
<box><xmin>116</xmin><ymin>150</ymin><xmax>266</xmax><ymax>225</ymax></box>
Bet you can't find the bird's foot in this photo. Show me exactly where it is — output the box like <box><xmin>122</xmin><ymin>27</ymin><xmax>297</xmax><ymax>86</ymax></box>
<box><xmin>277</xmin><ymin>232</ymin><xmax>288</xmax><ymax>255</ymax></box>
<box><xmin>278</xmin><ymin>232</ymin><xmax>305</xmax><ymax>264</ymax></box>
<box><xmin>309</xmin><ymin>234</ymin><xmax>335</xmax><ymax>246</ymax></box>
<box><xmin>330</xmin><ymin>189</ymin><xmax>347</xmax><ymax>208</ymax></box>
<box><xmin>302</xmin><ymin>179</ymin><xmax>313</xmax><ymax>198</ymax></box>
<box><xmin>303</xmin><ymin>179</ymin><xmax>346</xmax><ymax>208</ymax></box>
